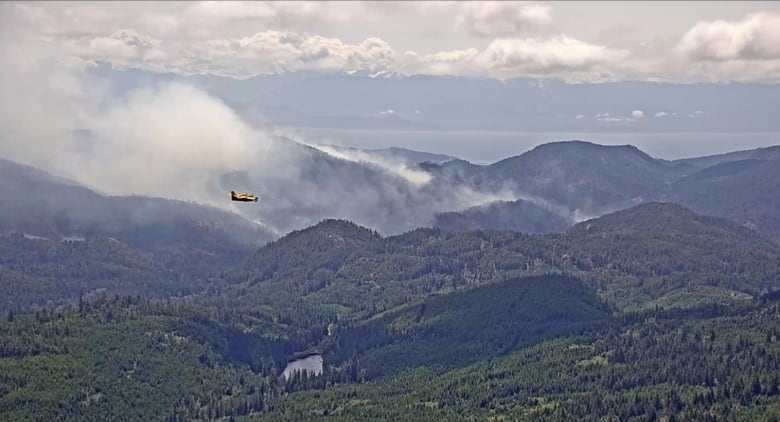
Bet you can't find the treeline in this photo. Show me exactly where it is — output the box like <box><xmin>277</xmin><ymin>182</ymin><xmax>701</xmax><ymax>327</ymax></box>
<box><xmin>253</xmin><ymin>301</ymin><xmax>780</xmax><ymax>421</ymax></box>
<box><xmin>0</xmin><ymin>295</ymin><xmax>333</xmax><ymax>421</ymax></box>
<box><xmin>224</xmin><ymin>204</ymin><xmax>780</xmax><ymax>338</ymax></box>
<box><xmin>3</xmin><ymin>292</ymin><xmax>780</xmax><ymax>420</ymax></box>
<box><xmin>322</xmin><ymin>275</ymin><xmax>614</xmax><ymax>378</ymax></box>
<box><xmin>0</xmin><ymin>232</ymin><xmax>248</xmax><ymax>312</ymax></box>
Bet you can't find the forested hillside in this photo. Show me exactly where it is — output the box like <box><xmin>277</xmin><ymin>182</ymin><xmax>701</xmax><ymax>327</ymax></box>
<box><xmin>256</xmin><ymin>299</ymin><xmax>780</xmax><ymax>421</ymax></box>
<box><xmin>424</xmin><ymin>142</ymin><xmax>780</xmax><ymax>241</ymax></box>
<box><xmin>3</xmin><ymin>287</ymin><xmax>780</xmax><ymax>420</ymax></box>
<box><xmin>223</xmin><ymin>202</ymin><xmax>779</xmax><ymax>332</ymax></box>
<box><xmin>2</xmin><ymin>163</ymin><xmax>780</xmax><ymax>420</ymax></box>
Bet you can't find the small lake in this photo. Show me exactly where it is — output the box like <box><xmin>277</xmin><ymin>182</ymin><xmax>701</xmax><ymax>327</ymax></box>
<box><xmin>282</xmin><ymin>354</ymin><xmax>323</xmax><ymax>380</ymax></box>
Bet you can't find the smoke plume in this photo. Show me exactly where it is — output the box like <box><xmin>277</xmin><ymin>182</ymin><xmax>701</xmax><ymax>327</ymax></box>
<box><xmin>0</xmin><ymin>12</ymin><xmax>517</xmax><ymax>237</ymax></box>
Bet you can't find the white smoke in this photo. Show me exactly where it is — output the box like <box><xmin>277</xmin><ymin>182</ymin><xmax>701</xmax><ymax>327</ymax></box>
<box><xmin>0</xmin><ymin>14</ymin><xmax>279</xmax><ymax>211</ymax></box>
<box><xmin>0</xmin><ymin>14</ymin><xmax>525</xmax><ymax>237</ymax></box>
<box><xmin>308</xmin><ymin>144</ymin><xmax>433</xmax><ymax>186</ymax></box>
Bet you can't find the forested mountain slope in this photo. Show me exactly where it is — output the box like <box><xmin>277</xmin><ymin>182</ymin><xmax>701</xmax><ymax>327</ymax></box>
<box><xmin>258</xmin><ymin>300</ymin><xmax>780</xmax><ymax>421</ymax></box>
<box><xmin>225</xmin><ymin>202</ymin><xmax>780</xmax><ymax>333</ymax></box>
<box><xmin>424</xmin><ymin>142</ymin><xmax>780</xmax><ymax>240</ymax></box>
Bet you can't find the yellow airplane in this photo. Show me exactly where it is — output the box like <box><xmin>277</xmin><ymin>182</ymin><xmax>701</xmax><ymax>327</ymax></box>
<box><xmin>231</xmin><ymin>190</ymin><xmax>259</xmax><ymax>202</ymax></box>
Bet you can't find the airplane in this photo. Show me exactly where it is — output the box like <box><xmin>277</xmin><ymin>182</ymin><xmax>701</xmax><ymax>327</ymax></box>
<box><xmin>231</xmin><ymin>190</ymin><xmax>259</xmax><ymax>202</ymax></box>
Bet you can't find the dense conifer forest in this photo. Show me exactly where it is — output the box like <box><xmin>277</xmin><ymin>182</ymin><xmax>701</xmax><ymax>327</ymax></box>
<box><xmin>2</xmin><ymin>203</ymin><xmax>780</xmax><ymax>420</ymax></box>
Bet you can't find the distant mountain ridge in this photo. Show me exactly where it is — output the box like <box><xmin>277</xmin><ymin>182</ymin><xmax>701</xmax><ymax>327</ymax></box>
<box><xmin>422</xmin><ymin>141</ymin><xmax>780</xmax><ymax>240</ymax></box>
<box><xmin>0</xmin><ymin>157</ymin><xmax>272</xmax><ymax>247</ymax></box>
<box><xmin>434</xmin><ymin>198</ymin><xmax>569</xmax><ymax>234</ymax></box>
<box><xmin>3</xmin><ymin>139</ymin><xmax>780</xmax><ymax>243</ymax></box>
<box><xmin>93</xmin><ymin>65</ymin><xmax>780</xmax><ymax>133</ymax></box>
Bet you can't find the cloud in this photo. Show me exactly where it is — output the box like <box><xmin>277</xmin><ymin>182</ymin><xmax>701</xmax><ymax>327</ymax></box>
<box><xmin>399</xmin><ymin>34</ymin><xmax>630</xmax><ymax>82</ymax></box>
<box><xmin>476</xmin><ymin>35</ymin><xmax>627</xmax><ymax>79</ymax></box>
<box><xmin>401</xmin><ymin>48</ymin><xmax>480</xmax><ymax>76</ymax></box>
<box><xmin>3</xmin><ymin>2</ymin><xmax>630</xmax><ymax>82</ymax></box>
<box><xmin>453</xmin><ymin>1</ymin><xmax>551</xmax><ymax>37</ymax></box>
<box><xmin>678</xmin><ymin>12</ymin><xmax>780</xmax><ymax>61</ymax></box>
<box><xmin>597</xmin><ymin>117</ymin><xmax>632</xmax><ymax>123</ymax></box>
<box><xmin>54</xmin><ymin>26</ymin><xmax>623</xmax><ymax>81</ymax></box>
<box><xmin>103</xmin><ymin>30</ymin><xmax>397</xmax><ymax>77</ymax></box>
<box><xmin>7</xmin><ymin>2</ymin><xmax>780</xmax><ymax>85</ymax></box>
<box><xmin>186</xmin><ymin>1</ymin><xmax>363</xmax><ymax>29</ymax></box>
<box><xmin>61</xmin><ymin>29</ymin><xmax>168</xmax><ymax>71</ymax></box>
<box><xmin>594</xmin><ymin>110</ymin><xmax>644</xmax><ymax>123</ymax></box>
<box><xmin>575</xmin><ymin>114</ymin><xmax>585</xmax><ymax>119</ymax></box>
<box><xmin>688</xmin><ymin>110</ymin><xmax>705</xmax><ymax>118</ymax></box>
<box><xmin>374</xmin><ymin>1</ymin><xmax>551</xmax><ymax>38</ymax></box>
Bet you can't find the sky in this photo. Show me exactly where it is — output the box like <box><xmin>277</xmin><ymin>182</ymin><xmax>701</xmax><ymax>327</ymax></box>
<box><xmin>4</xmin><ymin>1</ymin><xmax>780</xmax><ymax>82</ymax></box>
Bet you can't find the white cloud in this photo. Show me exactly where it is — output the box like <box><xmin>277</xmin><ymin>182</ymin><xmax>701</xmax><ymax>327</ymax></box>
<box><xmin>598</xmin><ymin>117</ymin><xmax>633</xmax><ymax>123</ymax></box>
<box><xmin>688</xmin><ymin>110</ymin><xmax>705</xmax><ymax>118</ymax></box>
<box><xmin>62</xmin><ymin>29</ymin><xmax>165</xmax><ymax>69</ymax></box>
<box><xmin>575</xmin><ymin>114</ymin><xmax>585</xmax><ymax>119</ymax></box>
<box><xmin>678</xmin><ymin>12</ymin><xmax>780</xmax><ymax>61</ymax></box>
<box><xmin>453</xmin><ymin>1</ymin><xmax>551</xmax><ymax>37</ymax></box>
<box><xmin>377</xmin><ymin>1</ymin><xmax>550</xmax><ymax>38</ymax></box>
<box><xmin>6</xmin><ymin>2</ymin><xmax>780</xmax><ymax>82</ymax></box>
<box><xmin>168</xmin><ymin>1</ymin><xmax>367</xmax><ymax>40</ymax></box>
<box><xmin>400</xmin><ymin>48</ymin><xmax>480</xmax><ymax>76</ymax></box>
<box><xmin>398</xmin><ymin>50</ymin><xmax>466</xmax><ymax>76</ymax></box>
<box><xmin>476</xmin><ymin>35</ymin><xmax>627</xmax><ymax>79</ymax></box>
<box><xmin>62</xmin><ymin>29</ymin><xmax>398</xmax><ymax>78</ymax></box>
<box><xmin>594</xmin><ymin>110</ymin><xmax>645</xmax><ymax>123</ymax></box>
<box><xmin>196</xmin><ymin>1</ymin><xmax>361</xmax><ymax>22</ymax></box>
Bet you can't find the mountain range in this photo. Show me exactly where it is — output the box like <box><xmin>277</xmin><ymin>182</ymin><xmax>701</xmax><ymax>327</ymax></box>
<box><xmin>428</xmin><ymin>141</ymin><xmax>780</xmax><ymax>242</ymax></box>
<box><xmin>93</xmin><ymin>65</ymin><xmax>780</xmax><ymax>133</ymax></box>
<box><xmin>2</xmin><ymin>138</ymin><xmax>780</xmax><ymax>419</ymax></box>
<box><xmin>3</xmin><ymin>140</ymin><xmax>779</xmax><ymax>246</ymax></box>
